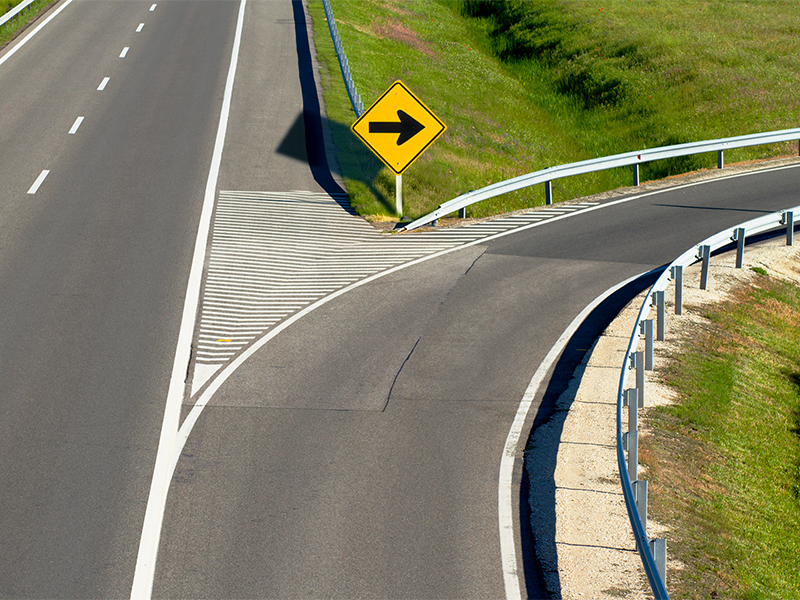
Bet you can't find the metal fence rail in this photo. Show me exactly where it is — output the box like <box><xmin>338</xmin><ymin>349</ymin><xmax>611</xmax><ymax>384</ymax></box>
<box><xmin>321</xmin><ymin>0</ymin><xmax>363</xmax><ymax>117</ymax></box>
<box><xmin>402</xmin><ymin>128</ymin><xmax>800</xmax><ymax>231</ymax></box>
<box><xmin>616</xmin><ymin>204</ymin><xmax>800</xmax><ymax>599</ymax></box>
<box><xmin>0</xmin><ymin>0</ymin><xmax>36</xmax><ymax>29</ymax></box>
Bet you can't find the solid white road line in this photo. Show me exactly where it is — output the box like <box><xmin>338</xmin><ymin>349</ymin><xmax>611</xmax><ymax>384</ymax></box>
<box><xmin>136</xmin><ymin>22</ymin><xmax>144</xmax><ymax>32</ymax></box>
<box><xmin>97</xmin><ymin>77</ymin><xmax>110</xmax><ymax>91</ymax></box>
<box><xmin>120</xmin><ymin>46</ymin><xmax>129</xmax><ymax>58</ymax></box>
<box><xmin>0</xmin><ymin>0</ymin><xmax>75</xmax><ymax>69</ymax></box>
<box><xmin>27</xmin><ymin>170</ymin><xmax>50</xmax><ymax>194</ymax></box>
<box><xmin>68</xmin><ymin>116</ymin><xmax>84</xmax><ymax>134</ymax></box>
<box><xmin>129</xmin><ymin>0</ymin><xmax>247</xmax><ymax>597</ymax></box>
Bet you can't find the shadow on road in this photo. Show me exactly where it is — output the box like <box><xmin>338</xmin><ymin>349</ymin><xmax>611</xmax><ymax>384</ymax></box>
<box><xmin>521</xmin><ymin>269</ymin><xmax>662</xmax><ymax>598</ymax></box>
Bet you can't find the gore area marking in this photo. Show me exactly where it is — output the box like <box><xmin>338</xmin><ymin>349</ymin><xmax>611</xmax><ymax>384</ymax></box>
<box><xmin>27</xmin><ymin>170</ymin><xmax>49</xmax><ymax>194</ymax></box>
<box><xmin>68</xmin><ymin>116</ymin><xmax>84</xmax><ymax>134</ymax></box>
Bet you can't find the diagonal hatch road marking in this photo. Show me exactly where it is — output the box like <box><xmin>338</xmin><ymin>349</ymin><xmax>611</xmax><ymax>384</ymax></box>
<box><xmin>188</xmin><ymin>190</ymin><xmax>599</xmax><ymax>396</ymax></box>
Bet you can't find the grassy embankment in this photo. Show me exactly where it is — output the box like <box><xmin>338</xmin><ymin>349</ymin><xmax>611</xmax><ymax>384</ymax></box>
<box><xmin>309</xmin><ymin>0</ymin><xmax>800</xmax><ymax>221</ymax></box>
<box><xmin>0</xmin><ymin>0</ymin><xmax>54</xmax><ymax>47</ymax></box>
<box><xmin>641</xmin><ymin>272</ymin><xmax>800</xmax><ymax>599</ymax></box>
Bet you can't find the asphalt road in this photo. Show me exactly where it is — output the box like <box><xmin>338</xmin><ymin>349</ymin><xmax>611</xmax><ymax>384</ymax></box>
<box><xmin>0</xmin><ymin>0</ymin><xmax>239</xmax><ymax>596</ymax></box>
<box><xmin>1</xmin><ymin>1</ymin><xmax>799</xmax><ymax>598</ymax></box>
<box><xmin>151</xmin><ymin>158</ymin><xmax>800</xmax><ymax>599</ymax></box>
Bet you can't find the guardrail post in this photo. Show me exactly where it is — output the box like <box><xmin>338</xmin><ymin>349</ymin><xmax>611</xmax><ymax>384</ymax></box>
<box><xmin>783</xmin><ymin>211</ymin><xmax>794</xmax><ymax>246</ymax></box>
<box><xmin>627</xmin><ymin>387</ymin><xmax>638</xmax><ymax>481</ymax></box>
<box><xmin>699</xmin><ymin>245</ymin><xmax>711</xmax><ymax>290</ymax></box>
<box><xmin>650</xmin><ymin>538</ymin><xmax>667</xmax><ymax>586</ymax></box>
<box><xmin>734</xmin><ymin>227</ymin><xmax>746</xmax><ymax>269</ymax></box>
<box><xmin>640</xmin><ymin>319</ymin><xmax>654</xmax><ymax>370</ymax></box>
<box><xmin>633</xmin><ymin>479</ymin><xmax>648</xmax><ymax>540</ymax></box>
<box><xmin>717</xmin><ymin>150</ymin><xmax>724</xmax><ymax>169</ymax></box>
<box><xmin>545</xmin><ymin>180</ymin><xmax>552</xmax><ymax>205</ymax></box>
<box><xmin>652</xmin><ymin>291</ymin><xmax>665</xmax><ymax>341</ymax></box>
<box><xmin>635</xmin><ymin>351</ymin><xmax>645</xmax><ymax>406</ymax></box>
<box><xmin>633</xmin><ymin>164</ymin><xmax>640</xmax><ymax>186</ymax></box>
<box><xmin>458</xmin><ymin>207</ymin><xmax>466</xmax><ymax>219</ymax></box>
<box><xmin>671</xmin><ymin>265</ymin><xmax>683</xmax><ymax>315</ymax></box>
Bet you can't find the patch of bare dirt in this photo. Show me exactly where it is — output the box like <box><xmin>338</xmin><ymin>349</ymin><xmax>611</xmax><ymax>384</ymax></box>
<box><xmin>374</xmin><ymin>19</ymin><xmax>436</xmax><ymax>57</ymax></box>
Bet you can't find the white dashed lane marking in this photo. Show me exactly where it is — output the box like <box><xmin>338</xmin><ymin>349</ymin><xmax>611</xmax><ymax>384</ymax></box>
<box><xmin>68</xmin><ymin>116</ymin><xmax>84</xmax><ymax>134</ymax></box>
<box><xmin>27</xmin><ymin>170</ymin><xmax>50</xmax><ymax>194</ymax></box>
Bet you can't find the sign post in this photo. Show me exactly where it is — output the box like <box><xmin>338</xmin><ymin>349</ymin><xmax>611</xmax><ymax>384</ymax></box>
<box><xmin>396</xmin><ymin>174</ymin><xmax>402</xmax><ymax>215</ymax></box>
<box><xmin>351</xmin><ymin>80</ymin><xmax>446</xmax><ymax>217</ymax></box>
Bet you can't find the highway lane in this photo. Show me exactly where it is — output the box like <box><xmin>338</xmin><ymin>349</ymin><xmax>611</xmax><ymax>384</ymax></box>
<box><xmin>0</xmin><ymin>1</ymin><xmax>240</xmax><ymax>596</ymax></box>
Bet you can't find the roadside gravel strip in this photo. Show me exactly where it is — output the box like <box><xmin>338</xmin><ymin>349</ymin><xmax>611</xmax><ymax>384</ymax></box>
<box><xmin>531</xmin><ymin>237</ymin><xmax>800</xmax><ymax>599</ymax></box>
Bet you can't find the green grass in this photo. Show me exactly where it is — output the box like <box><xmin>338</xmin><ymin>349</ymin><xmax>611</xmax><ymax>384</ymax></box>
<box><xmin>640</xmin><ymin>277</ymin><xmax>800</xmax><ymax>599</ymax></box>
<box><xmin>1</xmin><ymin>0</ymin><xmax>54</xmax><ymax>48</ymax></box>
<box><xmin>310</xmin><ymin>0</ymin><xmax>800</xmax><ymax>221</ymax></box>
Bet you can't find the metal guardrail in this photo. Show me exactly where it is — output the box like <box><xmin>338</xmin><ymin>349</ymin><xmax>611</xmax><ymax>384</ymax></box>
<box><xmin>0</xmin><ymin>0</ymin><xmax>36</xmax><ymax>29</ymax></box>
<box><xmin>321</xmin><ymin>0</ymin><xmax>363</xmax><ymax>117</ymax></box>
<box><xmin>402</xmin><ymin>128</ymin><xmax>800</xmax><ymax>231</ymax></box>
<box><xmin>617</xmin><ymin>204</ymin><xmax>800</xmax><ymax>599</ymax></box>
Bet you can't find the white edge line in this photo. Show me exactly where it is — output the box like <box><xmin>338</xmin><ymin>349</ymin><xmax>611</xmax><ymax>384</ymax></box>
<box><xmin>27</xmin><ymin>170</ymin><xmax>49</xmax><ymax>194</ymax></box>
<box><xmin>497</xmin><ymin>268</ymin><xmax>658</xmax><ymax>600</ymax></box>
<box><xmin>68</xmin><ymin>116</ymin><xmax>84</xmax><ymax>134</ymax></box>
<box><xmin>0</xmin><ymin>0</ymin><xmax>75</xmax><ymax>69</ymax></box>
<box><xmin>129</xmin><ymin>0</ymin><xmax>247</xmax><ymax>597</ymax></box>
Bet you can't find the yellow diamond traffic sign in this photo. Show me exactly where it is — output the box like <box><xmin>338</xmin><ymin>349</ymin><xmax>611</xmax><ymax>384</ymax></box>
<box><xmin>351</xmin><ymin>80</ymin><xmax>446</xmax><ymax>175</ymax></box>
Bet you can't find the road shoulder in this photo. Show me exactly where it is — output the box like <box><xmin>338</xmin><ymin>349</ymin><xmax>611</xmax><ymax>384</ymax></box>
<box><xmin>531</xmin><ymin>237</ymin><xmax>800</xmax><ymax>599</ymax></box>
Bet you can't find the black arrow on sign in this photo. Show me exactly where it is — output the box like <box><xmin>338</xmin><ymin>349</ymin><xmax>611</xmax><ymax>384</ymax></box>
<box><xmin>368</xmin><ymin>110</ymin><xmax>425</xmax><ymax>146</ymax></box>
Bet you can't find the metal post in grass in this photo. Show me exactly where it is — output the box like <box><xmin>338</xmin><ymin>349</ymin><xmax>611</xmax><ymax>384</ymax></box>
<box><xmin>650</xmin><ymin>538</ymin><xmax>667</xmax><ymax>586</ymax></box>
<box><xmin>545</xmin><ymin>180</ymin><xmax>552</xmax><ymax>205</ymax></box>
<box><xmin>640</xmin><ymin>319</ymin><xmax>654</xmax><ymax>371</ymax></box>
<box><xmin>633</xmin><ymin>164</ymin><xmax>640</xmax><ymax>186</ymax></box>
<box><xmin>671</xmin><ymin>265</ymin><xmax>683</xmax><ymax>315</ymax></box>
<box><xmin>458</xmin><ymin>207</ymin><xmax>466</xmax><ymax>219</ymax></box>
<box><xmin>699</xmin><ymin>245</ymin><xmax>711</xmax><ymax>290</ymax></box>
<box><xmin>734</xmin><ymin>227</ymin><xmax>746</xmax><ymax>269</ymax></box>
<box><xmin>717</xmin><ymin>150</ymin><xmax>724</xmax><ymax>169</ymax></box>
<box><xmin>783</xmin><ymin>211</ymin><xmax>794</xmax><ymax>246</ymax></box>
